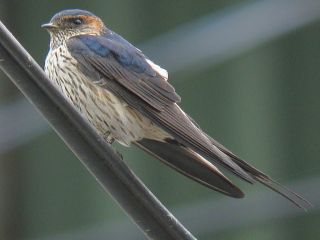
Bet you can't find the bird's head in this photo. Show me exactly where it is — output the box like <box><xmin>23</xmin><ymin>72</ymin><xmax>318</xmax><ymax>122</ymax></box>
<box><xmin>42</xmin><ymin>9</ymin><xmax>106</xmax><ymax>49</ymax></box>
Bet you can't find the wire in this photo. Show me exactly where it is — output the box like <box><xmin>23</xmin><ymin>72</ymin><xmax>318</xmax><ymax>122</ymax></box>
<box><xmin>0</xmin><ymin>21</ymin><xmax>196</xmax><ymax>240</ymax></box>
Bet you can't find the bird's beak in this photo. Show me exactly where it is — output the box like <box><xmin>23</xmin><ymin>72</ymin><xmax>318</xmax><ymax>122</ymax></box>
<box><xmin>41</xmin><ymin>23</ymin><xmax>58</xmax><ymax>31</ymax></box>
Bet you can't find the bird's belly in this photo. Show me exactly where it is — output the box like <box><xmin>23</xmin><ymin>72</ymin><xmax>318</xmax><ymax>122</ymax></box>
<box><xmin>67</xmin><ymin>79</ymin><xmax>144</xmax><ymax>145</ymax></box>
<box><xmin>45</xmin><ymin>57</ymin><xmax>143</xmax><ymax>146</ymax></box>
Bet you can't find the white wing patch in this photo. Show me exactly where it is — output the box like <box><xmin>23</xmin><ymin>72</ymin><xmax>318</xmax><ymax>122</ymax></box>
<box><xmin>146</xmin><ymin>59</ymin><xmax>168</xmax><ymax>80</ymax></box>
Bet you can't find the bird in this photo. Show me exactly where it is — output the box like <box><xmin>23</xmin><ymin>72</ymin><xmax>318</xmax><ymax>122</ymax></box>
<box><xmin>42</xmin><ymin>9</ymin><xmax>310</xmax><ymax>209</ymax></box>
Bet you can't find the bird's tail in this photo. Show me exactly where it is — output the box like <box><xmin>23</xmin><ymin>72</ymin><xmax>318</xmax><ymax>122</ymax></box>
<box><xmin>135</xmin><ymin>137</ymin><xmax>312</xmax><ymax>210</ymax></box>
<box><xmin>206</xmin><ymin>135</ymin><xmax>312</xmax><ymax>209</ymax></box>
<box><xmin>135</xmin><ymin>138</ymin><xmax>244</xmax><ymax>198</ymax></box>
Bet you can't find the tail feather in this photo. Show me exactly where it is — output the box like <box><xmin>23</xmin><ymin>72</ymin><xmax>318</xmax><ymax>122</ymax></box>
<box><xmin>136</xmin><ymin>135</ymin><xmax>311</xmax><ymax>209</ymax></box>
<box><xmin>254</xmin><ymin>175</ymin><xmax>312</xmax><ymax>209</ymax></box>
<box><xmin>205</xmin><ymin>135</ymin><xmax>312</xmax><ymax>209</ymax></box>
<box><xmin>135</xmin><ymin>138</ymin><xmax>244</xmax><ymax>198</ymax></box>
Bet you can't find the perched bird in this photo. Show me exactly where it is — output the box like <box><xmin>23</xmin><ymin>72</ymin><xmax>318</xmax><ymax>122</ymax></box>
<box><xmin>42</xmin><ymin>9</ymin><xmax>309</xmax><ymax>208</ymax></box>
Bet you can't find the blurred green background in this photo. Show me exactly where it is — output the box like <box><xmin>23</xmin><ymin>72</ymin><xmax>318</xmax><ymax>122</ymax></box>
<box><xmin>0</xmin><ymin>0</ymin><xmax>319</xmax><ymax>239</ymax></box>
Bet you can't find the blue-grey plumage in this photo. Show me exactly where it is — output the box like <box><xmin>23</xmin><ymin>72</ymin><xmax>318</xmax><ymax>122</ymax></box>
<box><xmin>42</xmin><ymin>9</ymin><xmax>310</xmax><ymax>208</ymax></box>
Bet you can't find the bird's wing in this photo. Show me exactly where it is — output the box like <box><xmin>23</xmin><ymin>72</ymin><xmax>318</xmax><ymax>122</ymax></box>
<box><xmin>66</xmin><ymin>34</ymin><xmax>255</xmax><ymax>183</ymax></box>
<box><xmin>67</xmin><ymin>34</ymin><xmax>180</xmax><ymax>111</ymax></box>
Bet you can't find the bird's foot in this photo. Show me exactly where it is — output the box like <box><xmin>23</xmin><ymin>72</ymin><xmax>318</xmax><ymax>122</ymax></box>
<box><xmin>116</xmin><ymin>151</ymin><xmax>123</xmax><ymax>160</ymax></box>
<box><xmin>103</xmin><ymin>131</ymin><xmax>115</xmax><ymax>144</ymax></box>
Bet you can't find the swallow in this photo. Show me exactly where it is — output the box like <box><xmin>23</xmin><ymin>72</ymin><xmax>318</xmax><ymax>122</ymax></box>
<box><xmin>42</xmin><ymin>9</ymin><xmax>310</xmax><ymax>208</ymax></box>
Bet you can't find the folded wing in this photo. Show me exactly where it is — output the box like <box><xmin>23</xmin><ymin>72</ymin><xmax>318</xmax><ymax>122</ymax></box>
<box><xmin>67</xmin><ymin>33</ymin><xmax>311</xmax><ymax>209</ymax></box>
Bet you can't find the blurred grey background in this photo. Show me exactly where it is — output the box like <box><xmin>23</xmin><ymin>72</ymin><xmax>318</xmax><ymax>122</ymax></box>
<box><xmin>0</xmin><ymin>0</ymin><xmax>319</xmax><ymax>239</ymax></box>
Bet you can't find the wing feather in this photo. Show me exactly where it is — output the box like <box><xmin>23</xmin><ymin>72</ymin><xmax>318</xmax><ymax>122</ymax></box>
<box><xmin>67</xmin><ymin>34</ymin><xmax>180</xmax><ymax>111</ymax></box>
<box><xmin>67</xmin><ymin>34</ymin><xmax>254</xmax><ymax>183</ymax></box>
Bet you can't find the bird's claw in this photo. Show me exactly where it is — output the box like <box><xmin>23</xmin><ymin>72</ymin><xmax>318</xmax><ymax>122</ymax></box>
<box><xmin>116</xmin><ymin>151</ymin><xmax>123</xmax><ymax>160</ymax></box>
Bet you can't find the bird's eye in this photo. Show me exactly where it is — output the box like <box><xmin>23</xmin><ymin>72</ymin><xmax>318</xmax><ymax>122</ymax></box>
<box><xmin>73</xmin><ymin>18</ymin><xmax>83</xmax><ymax>25</ymax></box>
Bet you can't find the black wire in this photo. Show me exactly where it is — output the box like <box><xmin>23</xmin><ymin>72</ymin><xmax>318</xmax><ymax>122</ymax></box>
<box><xmin>0</xmin><ymin>21</ymin><xmax>196</xmax><ymax>240</ymax></box>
